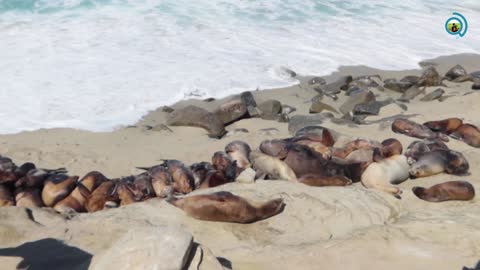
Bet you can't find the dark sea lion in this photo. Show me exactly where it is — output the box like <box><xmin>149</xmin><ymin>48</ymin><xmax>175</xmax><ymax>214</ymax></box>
<box><xmin>450</xmin><ymin>124</ymin><xmax>480</xmax><ymax>148</ymax></box>
<box><xmin>14</xmin><ymin>162</ymin><xmax>36</xmax><ymax>179</ymax></box>
<box><xmin>225</xmin><ymin>141</ymin><xmax>252</xmax><ymax>169</ymax></box>
<box><xmin>211</xmin><ymin>151</ymin><xmax>238</xmax><ymax>181</ymax></box>
<box><xmin>168</xmin><ymin>191</ymin><xmax>285</xmax><ymax>223</ymax></box>
<box><xmin>198</xmin><ymin>169</ymin><xmax>232</xmax><ymax>189</ymax></box>
<box><xmin>132</xmin><ymin>173</ymin><xmax>155</xmax><ymax>199</ymax></box>
<box><xmin>298</xmin><ymin>174</ymin><xmax>352</xmax><ymax>187</ymax></box>
<box><xmin>15</xmin><ymin>167</ymin><xmax>67</xmax><ymax>189</ymax></box>
<box><xmin>331</xmin><ymin>139</ymin><xmax>381</xmax><ymax>159</ymax></box>
<box><xmin>412</xmin><ymin>181</ymin><xmax>475</xmax><ymax>202</ymax></box>
<box><xmin>409</xmin><ymin>149</ymin><xmax>469</xmax><ymax>178</ymax></box>
<box><xmin>294</xmin><ymin>126</ymin><xmax>340</xmax><ymax>141</ymax></box>
<box><xmin>250</xmin><ymin>151</ymin><xmax>297</xmax><ymax>181</ymax></box>
<box><xmin>292</xmin><ymin>139</ymin><xmax>332</xmax><ymax>160</ymax></box>
<box><xmin>0</xmin><ymin>184</ymin><xmax>14</xmax><ymax>206</ymax></box>
<box><xmin>15</xmin><ymin>188</ymin><xmax>44</xmax><ymax>208</ymax></box>
<box><xmin>162</xmin><ymin>160</ymin><xmax>195</xmax><ymax>194</ymax></box>
<box><xmin>82</xmin><ymin>180</ymin><xmax>118</xmax><ymax>212</ymax></box>
<box><xmin>392</xmin><ymin>118</ymin><xmax>448</xmax><ymax>141</ymax></box>
<box><xmin>259</xmin><ymin>139</ymin><xmax>290</xmax><ymax>159</ymax></box>
<box><xmin>404</xmin><ymin>139</ymin><xmax>449</xmax><ymax>164</ymax></box>
<box><xmin>147</xmin><ymin>165</ymin><xmax>174</xmax><ymax>197</ymax></box>
<box><xmin>190</xmin><ymin>162</ymin><xmax>213</xmax><ymax>189</ymax></box>
<box><xmin>54</xmin><ymin>171</ymin><xmax>107</xmax><ymax>213</ymax></box>
<box><xmin>116</xmin><ymin>181</ymin><xmax>138</xmax><ymax>206</ymax></box>
<box><xmin>0</xmin><ymin>156</ymin><xmax>18</xmax><ymax>184</ymax></box>
<box><xmin>423</xmin><ymin>118</ymin><xmax>463</xmax><ymax>135</ymax></box>
<box><xmin>41</xmin><ymin>174</ymin><xmax>78</xmax><ymax>207</ymax></box>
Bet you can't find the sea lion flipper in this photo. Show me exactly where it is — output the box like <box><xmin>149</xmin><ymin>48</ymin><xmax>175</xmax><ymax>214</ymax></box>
<box><xmin>77</xmin><ymin>183</ymin><xmax>91</xmax><ymax>198</ymax></box>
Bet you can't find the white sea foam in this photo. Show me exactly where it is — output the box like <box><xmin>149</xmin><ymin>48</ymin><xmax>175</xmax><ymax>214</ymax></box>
<box><xmin>0</xmin><ymin>0</ymin><xmax>479</xmax><ymax>133</ymax></box>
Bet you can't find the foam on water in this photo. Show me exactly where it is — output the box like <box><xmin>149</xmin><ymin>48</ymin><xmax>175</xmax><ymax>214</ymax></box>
<box><xmin>0</xmin><ymin>0</ymin><xmax>479</xmax><ymax>133</ymax></box>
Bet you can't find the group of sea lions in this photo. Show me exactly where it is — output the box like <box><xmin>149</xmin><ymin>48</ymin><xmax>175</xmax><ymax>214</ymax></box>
<box><xmin>0</xmin><ymin>117</ymin><xmax>476</xmax><ymax>223</ymax></box>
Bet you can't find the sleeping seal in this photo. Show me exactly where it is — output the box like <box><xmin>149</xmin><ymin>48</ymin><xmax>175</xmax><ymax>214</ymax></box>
<box><xmin>409</xmin><ymin>149</ymin><xmax>469</xmax><ymax>178</ymax></box>
<box><xmin>412</xmin><ymin>181</ymin><xmax>475</xmax><ymax>202</ymax></box>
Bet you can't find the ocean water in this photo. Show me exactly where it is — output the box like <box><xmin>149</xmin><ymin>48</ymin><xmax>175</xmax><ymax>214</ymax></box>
<box><xmin>0</xmin><ymin>0</ymin><xmax>479</xmax><ymax>134</ymax></box>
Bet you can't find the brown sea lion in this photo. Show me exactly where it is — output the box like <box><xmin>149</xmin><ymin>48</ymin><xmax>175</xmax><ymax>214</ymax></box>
<box><xmin>331</xmin><ymin>139</ymin><xmax>381</xmax><ymax>159</ymax></box>
<box><xmin>298</xmin><ymin>174</ymin><xmax>352</xmax><ymax>187</ymax></box>
<box><xmin>15</xmin><ymin>188</ymin><xmax>44</xmax><ymax>208</ymax></box>
<box><xmin>168</xmin><ymin>191</ymin><xmax>285</xmax><ymax>223</ymax></box>
<box><xmin>0</xmin><ymin>184</ymin><xmax>14</xmax><ymax>206</ymax></box>
<box><xmin>54</xmin><ymin>171</ymin><xmax>107</xmax><ymax>213</ymax></box>
<box><xmin>259</xmin><ymin>139</ymin><xmax>290</xmax><ymax>159</ymax></box>
<box><xmin>81</xmin><ymin>180</ymin><xmax>118</xmax><ymax>212</ymax></box>
<box><xmin>132</xmin><ymin>173</ymin><xmax>155</xmax><ymax>199</ymax></box>
<box><xmin>41</xmin><ymin>174</ymin><xmax>78</xmax><ymax>207</ymax></box>
<box><xmin>404</xmin><ymin>139</ymin><xmax>449</xmax><ymax>164</ymax></box>
<box><xmin>378</xmin><ymin>138</ymin><xmax>403</xmax><ymax>158</ymax></box>
<box><xmin>116</xmin><ymin>181</ymin><xmax>138</xmax><ymax>206</ymax></box>
<box><xmin>450</xmin><ymin>124</ymin><xmax>480</xmax><ymax>148</ymax></box>
<box><xmin>392</xmin><ymin>118</ymin><xmax>448</xmax><ymax>142</ymax></box>
<box><xmin>423</xmin><ymin>118</ymin><xmax>463</xmax><ymax>135</ymax></box>
<box><xmin>190</xmin><ymin>162</ymin><xmax>213</xmax><ymax>189</ymax></box>
<box><xmin>250</xmin><ymin>151</ymin><xmax>297</xmax><ymax>181</ymax></box>
<box><xmin>290</xmin><ymin>135</ymin><xmax>332</xmax><ymax>160</ymax></box>
<box><xmin>15</xmin><ymin>167</ymin><xmax>67</xmax><ymax>189</ymax></box>
<box><xmin>211</xmin><ymin>151</ymin><xmax>238</xmax><ymax>181</ymax></box>
<box><xmin>162</xmin><ymin>160</ymin><xmax>195</xmax><ymax>194</ymax></box>
<box><xmin>225</xmin><ymin>141</ymin><xmax>252</xmax><ymax>169</ymax></box>
<box><xmin>361</xmin><ymin>149</ymin><xmax>409</xmax><ymax>196</ymax></box>
<box><xmin>14</xmin><ymin>162</ymin><xmax>36</xmax><ymax>179</ymax></box>
<box><xmin>412</xmin><ymin>181</ymin><xmax>475</xmax><ymax>202</ymax></box>
<box><xmin>147</xmin><ymin>165</ymin><xmax>174</xmax><ymax>197</ymax></box>
<box><xmin>409</xmin><ymin>149</ymin><xmax>469</xmax><ymax>178</ymax></box>
<box><xmin>0</xmin><ymin>156</ymin><xmax>18</xmax><ymax>184</ymax></box>
<box><xmin>198</xmin><ymin>169</ymin><xmax>232</xmax><ymax>189</ymax></box>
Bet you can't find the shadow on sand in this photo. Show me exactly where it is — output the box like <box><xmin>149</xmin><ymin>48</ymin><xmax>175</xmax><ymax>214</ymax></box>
<box><xmin>0</xmin><ymin>238</ymin><xmax>92</xmax><ymax>270</ymax></box>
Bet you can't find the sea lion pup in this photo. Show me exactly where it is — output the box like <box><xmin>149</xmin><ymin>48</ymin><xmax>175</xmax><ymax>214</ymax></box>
<box><xmin>450</xmin><ymin>124</ymin><xmax>480</xmax><ymax>148</ymax></box>
<box><xmin>392</xmin><ymin>118</ymin><xmax>449</xmax><ymax>142</ymax></box>
<box><xmin>211</xmin><ymin>151</ymin><xmax>238</xmax><ymax>181</ymax></box>
<box><xmin>80</xmin><ymin>180</ymin><xmax>118</xmax><ymax>212</ymax></box>
<box><xmin>15</xmin><ymin>188</ymin><xmax>44</xmax><ymax>208</ymax></box>
<box><xmin>259</xmin><ymin>139</ymin><xmax>290</xmax><ymax>159</ymax></box>
<box><xmin>41</xmin><ymin>174</ymin><xmax>78</xmax><ymax>207</ymax></box>
<box><xmin>250</xmin><ymin>151</ymin><xmax>297</xmax><ymax>181</ymax></box>
<box><xmin>298</xmin><ymin>174</ymin><xmax>352</xmax><ymax>187</ymax></box>
<box><xmin>54</xmin><ymin>171</ymin><xmax>107</xmax><ymax>213</ymax></box>
<box><xmin>412</xmin><ymin>181</ymin><xmax>475</xmax><ymax>202</ymax></box>
<box><xmin>168</xmin><ymin>191</ymin><xmax>285</xmax><ymax>224</ymax></box>
<box><xmin>0</xmin><ymin>184</ymin><xmax>14</xmax><ymax>206</ymax></box>
<box><xmin>15</xmin><ymin>167</ymin><xmax>68</xmax><ymax>189</ymax></box>
<box><xmin>409</xmin><ymin>149</ymin><xmax>469</xmax><ymax>178</ymax></box>
<box><xmin>190</xmin><ymin>162</ymin><xmax>213</xmax><ymax>189</ymax></box>
<box><xmin>423</xmin><ymin>118</ymin><xmax>463</xmax><ymax>135</ymax></box>
<box><xmin>360</xmin><ymin>148</ymin><xmax>409</xmax><ymax>197</ymax></box>
<box><xmin>331</xmin><ymin>139</ymin><xmax>381</xmax><ymax>159</ymax></box>
<box><xmin>404</xmin><ymin>139</ymin><xmax>449</xmax><ymax>164</ymax></box>
<box><xmin>225</xmin><ymin>141</ymin><xmax>252</xmax><ymax>169</ymax></box>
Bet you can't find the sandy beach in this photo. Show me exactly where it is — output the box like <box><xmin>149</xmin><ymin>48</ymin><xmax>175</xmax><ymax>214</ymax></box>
<box><xmin>1</xmin><ymin>53</ymin><xmax>480</xmax><ymax>270</ymax></box>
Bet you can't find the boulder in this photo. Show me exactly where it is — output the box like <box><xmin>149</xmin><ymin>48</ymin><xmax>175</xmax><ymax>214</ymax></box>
<box><xmin>167</xmin><ymin>105</ymin><xmax>226</xmax><ymax>138</ymax></box>
<box><xmin>420</xmin><ymin>88</ymin><xmax>445</xmax><ymax>101</ymax></box>
<box><xmin>214</xmin><ymin>100</ymin><xmax>248</xmax><ymax>125</ymax></box>
<box><xmin>317</xmin><ymin>76</ymin><xmax>352</xmax><ymax>95</ymax></box>
<box><xmin>398</xmin><ymin>86</ymin><xmax>424</xmax><ymax>102</ymax></box>
<box><xmin>288</xmin><ymin>113</ymin><xmax>334</xmax><ymax>135</ymax></box>
<box><xmin>353</xmin><ymin>99</ymin><xmax>393</xmax><ymax>116</ymax></box>
<box><xmin>384</xmin><ymin>79</ymin><xmax>413</xmax><ymax>93</ymax></box>
<box><xmin>240</xmin><ymin>91</ymin><xmax>259</xmax><ymax>118</ymax></box>
<box><xmin>258</xmin><ymin>100</ymin><xmax>282</xmax><ymax>120</ymax></box>
<box><xmin>309</xmin><ymin>100</ymin><xmax>338</xmax><ymax>114</ymax></box>
<box><xmin>339</xmin><ymin>90</ymin><xmax>375</xmax><ymax>115</ymax></box>
<box><xmin>417</xmin><ymin>67</ymin><xmax>442</xmax><ymax>87</ymax></box>
<box><xmin>445</xmin><ymin>65</ymin><xmax>467</xmax><ymax>81</ymax></box>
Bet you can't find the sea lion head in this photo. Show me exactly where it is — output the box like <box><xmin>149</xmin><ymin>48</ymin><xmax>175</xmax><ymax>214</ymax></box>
<box><xmin>380</xmin><ymin>138</ymin><xmax>403</xmax><ymax>157</ymax></box>
<box><xmin>259</xmin><ymin>139</ymin><xmax>290</xmax><ymax>159</ymax></box>
<box><xmin>225</xmin><ymin>141</ymin><xmax>252</xmax><ymax>169</ymax></box>
<box><xmin>190</xmin><ymin>162</ymin><xmax>213</xmax><ymax>188</ymax></box>
<box><xmin>165</xmin><ymin>161</ymin><xmax>194</xmax><ymax>194</ymax></box>
<box><xmin>212</xmin><ymin>151</ymin><xmax>237</xmax><ymax>180</ymax></box>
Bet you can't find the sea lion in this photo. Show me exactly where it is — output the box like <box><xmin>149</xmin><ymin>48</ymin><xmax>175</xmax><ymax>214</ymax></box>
<box><xmin>259</xmin><ymin>139</ymin><xmax>290</xmax><ymax>159</ymax></box>
<box><xmin>190</xmin><ymin>162</ymin><xmax>213</xmax><ymax>189</ymax></box>
<box><xmin>378</xmin><ymin>138</ymin><xmax>403</xmax><ymax>158</ymax></box>
<box><xmin>412</xmin><ymin>181</ymin><xmax>475</xmax><ymax>202</ymax></box>
<box><xmin>54</xmin><ymin>171</ymin><xmax>107</xmax><ymax>213</ymax></box>
<box><xmin>162</xmin><ymin>160</ymin><xmax>195</xmax><ymax>194</ymax></box>
<box><xmin>392</xmin><ymin>118</ymin><xmax>448</xmax><ymax>141</ymax></box>
<box><xmin>0</xmin><ymin>184</ymin><xmax>14</xmax><ymax>206</ymax></box>
<box><xmin>404</xmin><ymin>139</ymin><xmax>449</xmax><ymax>164</ymax></box>
<box><xmin>15</xmin><ymin>188</ymin><xmax>44</xmax><ymax>208</ymax></box>
<box><xmin>290</xmin><ymin>135</ymin><xmax>332</xmax><ymax>160</ymax></box>
<box><xmin>81</xmin><ymin>180</ymin><xmax>118</xmax><ymax>212</ymax></box>
<box><xmin>298</xmin><ymin>174</ymin><xmax>352</xmax><ymax>187</ymax></box>
<box><xmin>41</xmin><ymin>174</ymin><xmax>78</xmax><ymax>207</ymax></box>
<box><xmin>15</xmin><ymin>167</ymin><xmax>67</xmax><ymax>189</ymax></box>
<box><xmin>0</xmin><ymin>156</ymin><xmax>17</xmax><ymax>184</ymax></box>
<box><xmin>198</xmin><ymin>169</ymin><xmax>232</xmax><ymax>188</ymax></box>
<box><xmin>331</xmin><ymin>139</ymin><xmax>381</xmax><ymax>159</ymax></box>
<box><xmin>132</xmin><ymin>173</ymin><xmax>155</xmax><ymax>199</ymax></box>
<box><xmin>14</xmin><ymin>162</ymin><xmax>36</xmax><ymax>179</ymax></box>
<box><xmin>211</xmin><ymin>152</ymin><xmax>238</xmax><ymax>181</ymax></box>
<box><xmin>361</xmin><ymin>149</ymin><xmax>410</xmax><ymax>196</ymax></box>
<box><xmin>423</xmin><ymin>118</ymin><xmax>463</xmax><ymax>135</ymax></box>
<box><xmin>250</xmin><ymin>151</ymin><xmax>297</xmax><ymax>181</ymax></box>
<box><xmin>450</xmin><ymin>124</ymin><xmax>480</xmax><ymax>148</ymax></box>
<box><xmin>168</xmin><ymin>191</ymin><xmax>285</xmax><ymax>223</ymax></box>
<box><xmin>147</xmin><ymin>165</ymin><xmax>175</xmax><ymax>197</ymax></box>
<box><xmin>116</xmin><ymin>181</ymin><xmax>138</xmax><ymax>206</ymax></box>
<box><xmin>409</xmin><ymin>149</ymin><xmax>469</xmax><ymax>178</ymax></box>
<box><xmin>225</xmin><ymin>141</ymin><xmax>252</xmax><ymax>169</ymax></box>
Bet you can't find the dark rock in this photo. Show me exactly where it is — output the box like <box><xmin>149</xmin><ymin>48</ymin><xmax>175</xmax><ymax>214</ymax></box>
<box><xmin>258</xmin><ymin>99</ymin><xmax>282</xmax><ymax>119</ymax></box>
<box><xmin>400</xmin><ymin>76</ymin><xmax>420</xmax><ymax>85</ymax></box>
<box><xmin>258</xmin><ymin>128</ymin><xmax>279</xmax><ymax>136</ymax></box>
<box><xmin>452</xmin><ymin>75</ymin><xmax>473</xmax><ymax>82</ymax></box>
<box><xmin>151</xmin><ymin>124</ymin><xmax>173</xmax><ymax>132</ymax></box>
<box><xmin>398</xmin><ymin>86</ymin><xmax>424</xmax><ymax>102</ymax></box>
<box><xmin>203</xmin><ymin>97</ymin><xmax>216</xmax><ymax>102</ymax></box>
<box><xmin>345</xmin><ymin>86</ymin><xmax>367</xmax><ymax>96</ymax></box>
<box><xmin>280</xmin><ymin>67</ymin><xmax>296</xmax><ymax>78</ymax></box>
<box><xmin>470</xmin><ymin>71</ymin><xmax>480</xmax><ymax>79</ymax></box>
<box><xmin>325</xmin><ymin>93</ymin><xmax>338</xmax><ymax>101</ymax></box>
<box><xmin>445</xmin><ymin>64</ymin><xmax>467</xmax><ymax>81</ymax></box>
<box><xmin>384</xmin><ymin>78</ymin><xmax>413</xmax><ymax>93</ymax></box>
<box><xmin>351</xmin><ymin>75</ymin><xmax>381</xmax><ymax>88</ymax></box>
<box><xmin>288</xmin><ymin>113</ymin><xmax>334</xmax><ymax>135</ymax></box>
<box><xmin>315</xmin><ymin>76</ymin><xmax>352</xmax><ymax>96</ymax></box>
<box><xmin>295</xmin><ymin>125</ymin><xmax>340</xmax><ymax>140</ymax></box>
<box><xmin>472</xmin><ymin>83</ymin><xmax>480</xmax><ymax>90</ymax></box>
<box><xmin>418</xmin><ymin>61</ymin><xmax>437</xmax><ymax>68</ymax></box>
<box><xmin>166</xmin><ymin>105</ymin><xmax>226</xmax><ymax>138</ymax></box>
<box><xmin>417</xmin><ymin>67</ymin><xmax>442</xmax><ymax>87</ymax></box>
<box><xmin>309</xmin><ymin>100</ymin><xmax>338</xmax><ymax>114</ymax></box>
<box><xmin>308</xmin><ymin>77</ymin><xmax>326</xmax><ymax>86</ymax></box>
<box><xmin>214</xmin><ymin>99</ymin><xmax>248</xmax><ymax>125</ymax></box>
<box><xmin>240</xmin><ymin>91</ymin><xmax>259</xmax><ymax>118</ymax></box>
<box><xmin>353</xmin><ymin>98</ymin><xmax>393</xmax><ymax>116</ymax></box>
<box><xmin>339</xmin><ymin>90</ymin><xmax>375</xmax><ymax>115</ymax></box>
<box><xmin>162</xmin><ymin>106</ymin><xmax>175</xmax><ymax>113</ymax></box>
<box><xmin>420</xmin><ymin>88</ymin><xmax>445</xmax><ymax>101</ymax></box>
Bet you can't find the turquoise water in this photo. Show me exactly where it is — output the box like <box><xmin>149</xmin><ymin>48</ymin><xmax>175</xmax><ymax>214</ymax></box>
<box><xmin>0</xmin><ymin>0</ymin><xmax>479</xmax><ymax>133</ymax></box>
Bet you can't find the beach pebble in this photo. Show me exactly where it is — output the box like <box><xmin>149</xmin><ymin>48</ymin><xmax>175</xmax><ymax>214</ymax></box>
<box><xmin>310</xmin><ymin>100</ymin><xmax>338</xmax><ymax>114</ymax></box>
<box><xmin>167</xmin><ymin>105</ymin><xmax>226</xmax><ymax>138</ymax></box>
<box><xmin>235</xmin><ymin>167</ymin><xmax>256</xmax><ymax>184</ymax></box>
<box><xmin>258</xmin><ymin>128</ymin><xmax>279</xmax><ymax>136</ymax></box>
<box><xmin>445</xmin><ymin>64</ymin><xmax>467</xmax><ymax>81</ymax></box>
<box><xmin>339</xmin><ymin>90</ymin><xmax>375</xmax><ymax>115</ymax></box>
<box><xmin>420</xmin><ymin>88</ymin><xmax>445</xmax><ymax>101</ymax></box>
<box><xmin>214</xmin><ymin>99</ymin><xmax>248</xmax><ymax>124</ymax></box>
<box><xmin>417</xmin><ymin>67</ymin><xmax>442</xmax><ymax>87</ymax></box>
<box><xmin>240</xmin><ymin>91</ymin><xmax>259</xmax><ymax>117</ymax></box>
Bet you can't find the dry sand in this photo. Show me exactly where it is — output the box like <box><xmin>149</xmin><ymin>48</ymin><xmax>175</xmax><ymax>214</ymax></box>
<box><xmin>1</xmin><ymin>53</ymin><xmax>480</xmax><ymax>270</ymax></box>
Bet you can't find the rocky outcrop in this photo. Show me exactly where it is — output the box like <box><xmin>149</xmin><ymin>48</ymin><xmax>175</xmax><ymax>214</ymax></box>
<box><xmin>167</xmin><ymin>105</ymin><xmax>226</xmax><ymax>138</ymax></box>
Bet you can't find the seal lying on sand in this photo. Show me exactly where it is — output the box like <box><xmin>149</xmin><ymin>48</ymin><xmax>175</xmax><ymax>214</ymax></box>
<box><xmin>81</xmin><ymin>180</ymin><xmax>117</xmax><ymax>213</ymax></box>
<box><xmin>298</xmin><ymin>174</ymin><xmax>352</xmax><ymax>187</ymax></box>
<box><xmin>15</xmin><ymin>188</ymin><xmax>44</xmax><ymax>208</ymax></box>
<box><xmin>423</xmin><ymin>118</ymin><xmax>463</xmax><ymax>135</ymax></box>
<box><xmin>225</xmin><ymin>141</ymin><xmax>252</xmax><ymax>170</ymax></box>
<box><xmin>409</xmin><ymin>149</ymin><xmax>469</xmax><ymax>178</ymax></box>
<box><xmin>412</xmin><ymin>181</ymin><xmax>475</xmax><ymax>202</ymax></box>
<box><xmin>168</xmin><ymin>191</ymin><xmax>285</xmax><ymax>223</ymax></box>
<box><xmin>392</xmin><ymin>118</ymin><xmax>448</xmax><ymax>141</ymax></box>
<box><xmin>41</xmin><ymin>174</ymin><xmax>78</xmax><ymax>207</ymax></box>
<box><xmin>450</xmin><ymin>124</ymin><xmax>480</xmax><ymax>148</ymax></box>
<box><xmin>250</xmin><ymin>151</ymin><xmax>297</xmax><ymax>181</ymax></box>
<box><xmin>404</xmin><ymin>139</ymin><xmax>449</xmax><ymax>164</ymax></box>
